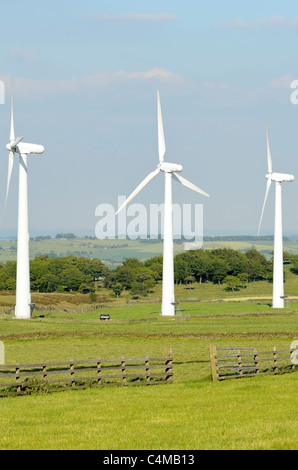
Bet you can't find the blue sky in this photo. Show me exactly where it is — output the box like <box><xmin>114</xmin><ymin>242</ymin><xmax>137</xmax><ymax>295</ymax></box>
<box><xmin>0</xmin><ymin>0</ymin><xmax>298</xmax><ymax>237</ymax></box>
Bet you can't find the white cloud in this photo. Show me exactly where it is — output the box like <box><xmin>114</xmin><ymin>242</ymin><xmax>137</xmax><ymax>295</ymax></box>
<box><xmin>115</xmin><ymin>68</ymin><xmax>183</xmax><ymax>82</ymax></box>
<box><xmin>10</xmin><ymin>47</ymin><xmax>39</xmax><ymax>61</ymax></box>
<box><xmin>268</xmin><ymin>73</ymin><xmax>294</xmax><ymax>88</ymax></box>
<box><xmin>82</xmin><ymin>12</ymin><xmax>178</xmax><ymax>22</ymax></box>
<box><xmin>0</xmin><ymin>69</ymin><xmax>183</xmax><ymax>97</ymax></box>
<box><xmin>223</xmin><ymin>16</ymin><xmax>298</xmax><ymax>30</ymax></box>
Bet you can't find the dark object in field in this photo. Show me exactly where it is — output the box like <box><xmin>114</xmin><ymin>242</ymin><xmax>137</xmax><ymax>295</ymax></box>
<box><xmin>100</xmin><ymin>314</ymin><xmax>110</xmax><ymax>321</ymax></box>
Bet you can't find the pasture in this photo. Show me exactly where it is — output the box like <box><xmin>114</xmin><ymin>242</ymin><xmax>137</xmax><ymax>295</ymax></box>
<box><xmin>0</xmin><ymin>248</ymin><xmax>298</xmax><ymax>450</ymax></box>
<box><xmin>0</xmin><ymin>264</ymin><xmax>297</xmax><ymax>450</ymax></box>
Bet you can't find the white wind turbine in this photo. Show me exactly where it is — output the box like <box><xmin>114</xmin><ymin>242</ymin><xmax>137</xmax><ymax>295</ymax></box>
<box><xmin>257</xmin><ymin>122</ymin><xmax>294</xmax><ymax>309</ymax></box>
<box><xmin>116</xmin><ymin>90</ymin><xmax>210</xmax><ymax>316</ymax></box>
<box><xmin>5</xmin><ymin>85</ymin><xmax>45</xmax><ymax>319</ymax></box>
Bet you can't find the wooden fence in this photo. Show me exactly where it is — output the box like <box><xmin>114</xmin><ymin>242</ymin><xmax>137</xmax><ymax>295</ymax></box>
<box><xmin>210</xmin><ymin>344</ymin><xmax>298</xmax><ymax>382</ymax></box>
<box><xmin>0</xmin><ymin>349</ymin><xmax>173</xmax><ymax>397</ymax></box>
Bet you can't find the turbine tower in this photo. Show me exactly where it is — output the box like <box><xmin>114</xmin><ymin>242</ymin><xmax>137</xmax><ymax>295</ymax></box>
<box><xmin>116</xmin><ymin>90</ymin><xmax>210</xmax><ymax>316</ymax></box>
<box><xmin>5</xmin><ymin>85</ymin><xmax>45</xmax><ymax>319</ymax></box>
<box><xmin>257</xmin><ymin>123</ymin><xmax>294</xmax><ymax>309</ymax></box>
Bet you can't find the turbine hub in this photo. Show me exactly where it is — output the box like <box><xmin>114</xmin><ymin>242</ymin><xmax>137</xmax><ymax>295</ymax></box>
<box><xmin>158</xmin><ymin>162</ymin><xmax>183</xmax><ymax>173</ymax></box>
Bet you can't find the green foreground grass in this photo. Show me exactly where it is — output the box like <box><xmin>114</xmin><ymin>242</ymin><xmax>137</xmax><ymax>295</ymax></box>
<box><xmin>0</xmin><ymin>267</ymin><xmax>298</xmax><ymax>450</ymax></box>
<box><xmin>1</xmin><ymin>374</ymin><xmax>297</xmax><ymax>450</ymax></box>
<box><xmin>0</xmin><ymin>310</ymin><xmax>297</xmax><ymax>450</ymax></box>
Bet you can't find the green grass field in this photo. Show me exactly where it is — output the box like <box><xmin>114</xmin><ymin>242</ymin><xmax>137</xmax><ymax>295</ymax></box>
<box><xmin>0</xmin><ymin>242</ymin><xmax>297</xmax><ymax>450</ymax></box>
<box><xmin>0</xmin><ymin>260</ymin><xmax>298</xmax><ymax>450</ymax></box>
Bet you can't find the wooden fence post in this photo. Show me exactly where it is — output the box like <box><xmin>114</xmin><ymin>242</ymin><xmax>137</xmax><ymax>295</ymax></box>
<box><xmin>70</xmin><ymin>358</ymin><xmax>75</xmax><ymax>389</ymax></box>
<box><xmin>97</xmin><ymin>356</ymin><xmax>102</xmax><ymax>386</ymax></box>
<box><xmin>121</xmin><ymin>355</ymin><xmax>127</xmax><ymax>386</ymax></box>
<box><xmin>15</xmin><ymin>362</ymin><xmax>21</xmax><ymax>393</ymax></box>
<box><xmin>237</xmin><ymin>349</ymin><xmax>242</xmax><ymax>376</ymax></box>
<box><xmin>42</xmin><ymin>361</ymin><xmax>47</xmax><ymax>382</ymax></box>
<box><xmin>165</xmin><ymin>347</ymin><xmax>173</xmax><ymax>383</ymax></box>
<box><xmin>254</xmin><ymin>348</ymin><xmax>259</xmax><ymax>375</ymax></box>
<box><xmin>145</xmin><ymin>354</ymin><xmax>150</xmax><ymax>385</ymax></box>
<box><xmin>273</xmin><ymin>347</ymin><xmax>278</xmax><ymax>374</ymax></box>
<box><xmin>209</xmin><ymin>344</ymin><xmax>218</xmax><ymax>382</ymax></box>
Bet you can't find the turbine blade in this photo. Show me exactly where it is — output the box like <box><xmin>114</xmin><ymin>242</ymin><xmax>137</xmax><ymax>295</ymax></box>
<box><xmin>157</xmin><ymin>90</ymin><xmax>166</xmax><ymax>163</ymax></box>
<box><xmin>116</xmin><ymin>168</ymin><xmax>160</xmax><ymax>215</ymax></box>
<box><xmin>9</xmin><ymin>136</ymin><xmax>24</xmax><ymax>149</ymax></box>
<box><xmin>257</xmin><ymin>177</ymin><xmax>272</xmax><ymax>236</ymax></box>
<box><xmin>173</xmin><ymin>172</ymin><xmax>210</xmax><ymax>198</ymax></box>
<box><xmin>266</xmin><ymin>121</ymin><xmax>272</xmax><ymax>174</ymax></box>
<box><xmin>4</xmin><ymin>151</ymin><xmax>14</xmax><ymax>219</ymax></box>
<box><xmin>10</xmin><ymin>83</ymin><xmax>15</xmax><ymax>142</ymax></box>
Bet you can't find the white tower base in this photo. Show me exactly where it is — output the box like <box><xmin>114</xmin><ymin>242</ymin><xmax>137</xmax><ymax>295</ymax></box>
<box><xmin>272</xmin><ymin>181</ymin><xmax>284</xmax><ymax>309</ymax></box>
<box><xmin>161</xmin><ymin>172</ymin><xmax>175</xmax><ymax>316</ymax></box>
<box><xmin>14</xmin><ymin>154</ymin><xmax>31</xmax><ymax>319</ymax></box>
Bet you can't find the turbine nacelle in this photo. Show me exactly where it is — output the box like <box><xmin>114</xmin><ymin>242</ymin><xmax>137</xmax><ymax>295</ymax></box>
<box><xmin>4</xmin><ymin>83</ymin><xmax>45</xmax><ymax>220</ymax></box>
<box><xmin>115</xmin><ymin>90</ymin><xmax>210</xmax><ymax>217</ymax></box>
<box><xmin>158</xmin><ymin>162</ymin><xmax>183</xmax><ymax>173</ymax></box>
<box><xmin>266</xmin><ymin>172</ymin><xmax>294</xmax><ymax>183</ymax></box>
<box><xmin>258</xmin><ymin>122</ymin><xmax>294</xmax><ymax>238</ymax></box>
<box><xmin>6</xmin><ymin>142</ymin><xmax>44</xmax><ymax>155</ymax></box>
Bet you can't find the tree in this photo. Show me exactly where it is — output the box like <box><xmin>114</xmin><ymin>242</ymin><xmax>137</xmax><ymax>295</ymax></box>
<box><xmin>211</xmin><ymin>260</ymin><xmax>229</xmax><ymax>285</ymax></box>
<box><xmin>144</xmin><ymin>278</ymin><xmax>155</xmax><ymax>295</ymax></box>
<box><xmin>113</xmin><ymin>266</ymin><xmax>135</xmax><ymax>290</ymax></box>
<box><xmin>244</xmin><ymin>248</ymin><xmax>269</xmax><ymax>281</ymax></box>
<box><xmin>144</xmin><ymin>256</ymin><xmax>163</xmax><ymax>280</ymax></box>
<box><xmin>84</xmin><ymin>258</ymin><xmax>109</xmax><ymax>281</ymax></box>
<box><xmin>59</xmin><ymin>267</ymin><xmax>84</xmax><ymax>292</ymax></box>
<box><xmin>174</xmin><ymin>255</ymin><xmax>189</xmax><ymax>284</ymax></box>
<box><xmin>290</xmin><ymin>255</ymin><xmax>298</xmax><ymax>275</ymax></box>
<box><xmin>185</xmin><ymin>275</ymin><xmax>196</xmax><ymax>289</ymax></box>
<box><xmin>130</xmin><ymin>281</ymin><xmax>147</xmax><ymax>298</ymax></box>
<box><xmin>5</xmin><ymin>277</ymin><xmax>16</xmax><ymax>291</ymax></box>
<box><xmin>89</xmin><ymin>291</ymin><xmax>97</xmax><ymax>303</ymax></box>
<box><xmin>112</xmin><ymin>282</ymin><xmax>123</xmax><ymax>298</ymax></box>
<box><xmin>189</xmin><ymin>252</ymin><xmax>210</xmax><ymax>284</ymax></box>
<box><xmin>224</xmin><ymin>275</ymin><xmax>241</xmax><ymax>292</ymax></box>
<box><xmin>38</xmin><ymin>273</ymin><xmax>60</xmax><ymax>293</ymax></box>
<box><xmin>238</xmin><ymin>273</ymin><xmax>248</xmax><ymax>289</ymax></box>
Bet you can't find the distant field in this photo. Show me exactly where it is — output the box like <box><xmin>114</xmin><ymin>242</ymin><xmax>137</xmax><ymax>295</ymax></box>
<box><xmin>0</xmin><ymin>236</ymin><xmax>298</xmax><ymax>267</ymax></box>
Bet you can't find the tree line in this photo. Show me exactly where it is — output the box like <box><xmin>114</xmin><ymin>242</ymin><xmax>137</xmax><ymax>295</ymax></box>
<box><xmin>0</xmin><ymin>256</ymin><xmax>108</xmax><ymax>295</ymax></box>
<box><xmin>0</xmin><ymin>247</ymin><xmax>281</xmax><ymax>298</ymax></box>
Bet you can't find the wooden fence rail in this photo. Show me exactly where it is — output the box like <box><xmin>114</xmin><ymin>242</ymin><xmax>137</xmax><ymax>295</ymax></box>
<box><xmin>0</xmin><ymin>349</ymin><xmax>173</xmax><ymax>397</ymax></box>
<box><xmin>210</xmin><ymin>344</ymin><xmax>298</xmax><ymax>382</ymax></box>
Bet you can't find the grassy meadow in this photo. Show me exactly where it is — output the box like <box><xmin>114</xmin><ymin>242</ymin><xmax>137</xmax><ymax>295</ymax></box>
<box><xmin>0</xmin><ymin>238</ymin><xmax>297</xmax><ymax>450</ymax></box>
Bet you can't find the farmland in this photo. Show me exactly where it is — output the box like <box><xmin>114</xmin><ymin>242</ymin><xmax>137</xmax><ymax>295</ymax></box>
<box><xmin>0</xmin><ymin>308</ymin><xmax>297</xmax><ymax>450</ymax></box>
<box><xmin>0</xmin><ymin>238</ymin><xmax>297</xmax><ymax>450</ymax></box>
<box><xmin>0</xmin><ymin>235</ymin><xmax>298</xmax><ymax>267</ymax></box>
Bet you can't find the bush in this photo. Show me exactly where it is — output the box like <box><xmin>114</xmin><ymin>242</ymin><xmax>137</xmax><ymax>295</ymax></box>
<box><xmin>89</xmin><ymin>291</ymin><xmax>97</xmax><ymax>303</ymax></box>
<box><xmin>21</xmin><ymin>377</ymin><xmax>48</xmax><ymax>395</ymax></box>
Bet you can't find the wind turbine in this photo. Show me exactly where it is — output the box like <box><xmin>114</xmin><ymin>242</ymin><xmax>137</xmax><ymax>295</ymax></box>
<box><xmin>5</xmin><ymin>84</ymin><xmax>45</xmax><ymax>319</ymax></box>
<box><xmin>257</xmin><ymin>122</ymin><xmax>294</xmax><ymax>309</ymax></box>
<box><xmin>116</xmin><ymin>90</ymin><xmax>210</xmax><ymax>316</ymax></box>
